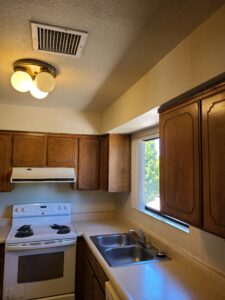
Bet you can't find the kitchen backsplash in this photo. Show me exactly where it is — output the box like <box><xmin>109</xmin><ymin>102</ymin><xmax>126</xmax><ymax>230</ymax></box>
<box><xmin>0</xmin><ymin>184</ymin><xmax>120</xmax><ymax>218</ymax></box>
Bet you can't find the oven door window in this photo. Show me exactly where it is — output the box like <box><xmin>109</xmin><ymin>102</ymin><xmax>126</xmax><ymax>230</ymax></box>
<box><xmin>18</xmin><ymin>252</ymin><xmax>64</xmax><ymax>283</ymax></box>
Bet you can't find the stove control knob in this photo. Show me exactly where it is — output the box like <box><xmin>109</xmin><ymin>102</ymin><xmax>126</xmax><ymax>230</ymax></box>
<box><xmin>64</xmin><ymin>206</ymin><xmax>67</xmax><ymax>210</ymax></box>
<box><xmin>21</xmin><ymin>208</ymin><xmax>24</xmax><ymax>212</ymax></box>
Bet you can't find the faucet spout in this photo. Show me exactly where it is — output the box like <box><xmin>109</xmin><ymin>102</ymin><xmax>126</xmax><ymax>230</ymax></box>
<box><xmin>128</xmin><ymin>229</ymin><xmax>150</xmax><ymax>248</ymax></box>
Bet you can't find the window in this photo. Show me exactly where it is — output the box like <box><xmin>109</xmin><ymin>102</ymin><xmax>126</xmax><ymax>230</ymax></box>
<box><xmin>143</xmin><ymin>138</ymin><xmax>160</xmax><ymax>211</ymax></box>
<box><xmin>131</xmin><ymin>129</ymin><xmax>189</xmax><ymax>231</ymax></box>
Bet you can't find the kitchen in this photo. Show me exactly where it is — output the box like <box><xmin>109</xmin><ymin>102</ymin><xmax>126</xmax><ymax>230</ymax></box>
<box><xmin>0</xmin><ymin>1</ymin><xmax>225</xmax><ymax>300</ymax></box>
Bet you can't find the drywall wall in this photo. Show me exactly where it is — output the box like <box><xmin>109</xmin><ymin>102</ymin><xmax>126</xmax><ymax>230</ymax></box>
<box><xmin>0</xmin><ymin>104</ymin><xmax>101</xmax><ymax>134</ymax></box>
<box><xmin>118</xmin><ymin>128</ymin><xmax>225</xmax><ymax>277</ymax></box>
<box><xmin>102</xmin><ymin>4</ymin><xmax>225</xmax><ymax>132</ymax></box>
<box><xmin>119</xmin><ymin>195</ymin><xmax>225</xmax><ymax>276</ymax></box>
<box><xmin>0</xmin><ymin>184</ymin><xmax>119</xmax><ymax>218</ymax></box>
<box><xmin>0</xmin><ymin>105</ymin><xmax>118</xmax><ymax>218</ymax></box>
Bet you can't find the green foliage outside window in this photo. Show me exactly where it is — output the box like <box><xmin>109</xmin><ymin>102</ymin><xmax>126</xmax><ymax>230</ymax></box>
<box><xmin>144</xmin><ymin>138</ymin><xmax>159</xmax><ymax>207</ymax></box>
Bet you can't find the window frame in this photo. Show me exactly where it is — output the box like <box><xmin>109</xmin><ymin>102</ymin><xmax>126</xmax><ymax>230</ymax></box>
<box><xmin>131</xmin><ymin>128</ymin><xmax>189</xmax><ymax>231</ymax></box>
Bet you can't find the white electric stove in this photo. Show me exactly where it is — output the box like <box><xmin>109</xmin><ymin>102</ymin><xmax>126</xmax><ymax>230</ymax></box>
<box><xmin>3</xmin><ymin>203</ymin><xmax>77</xmax><ymax>300</ymax></box>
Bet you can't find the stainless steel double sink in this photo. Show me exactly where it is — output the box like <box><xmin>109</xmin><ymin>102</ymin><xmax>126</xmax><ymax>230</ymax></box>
<box><xmin>90</xmin><ymin>233</ymin><xmax>169</xmax><ymax>267</ymax></box>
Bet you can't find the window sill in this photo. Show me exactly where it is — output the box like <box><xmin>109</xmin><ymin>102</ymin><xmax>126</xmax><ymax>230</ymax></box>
<box><xmin>137</xmin><ymin>208</ymin><xmax>190</xmax><ymax>233</ymax></box>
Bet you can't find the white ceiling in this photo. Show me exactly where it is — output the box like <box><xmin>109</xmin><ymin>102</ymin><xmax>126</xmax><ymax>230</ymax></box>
<box><xmin>0</xmin><ymin>0</ymin><xmax>224</xmax><ymax>111</ymax></box>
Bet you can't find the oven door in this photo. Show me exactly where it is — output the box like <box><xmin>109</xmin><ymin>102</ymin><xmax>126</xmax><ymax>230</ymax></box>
<box><xmin>3</xmin><ymin>243</ymin><xmax>76</xmax><ymax>300</ymax></box>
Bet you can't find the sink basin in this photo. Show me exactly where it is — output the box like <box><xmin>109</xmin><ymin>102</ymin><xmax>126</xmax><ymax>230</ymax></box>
<box><xmin>105</xmin><ymin>245</ymin><xmax>154</xmax><ymax>266</ymax></box>
<box><xmin>90</xmin><ymin>233</ymin><xmax>170</xmax><ymax>267</ymax></box>
<box><xmin>92</xmin><ymin>234</ymin><xmax>135</xmax><ymax>248</ymax></box>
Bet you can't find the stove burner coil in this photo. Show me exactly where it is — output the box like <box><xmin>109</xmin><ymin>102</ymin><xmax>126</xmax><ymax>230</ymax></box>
<box><xmin>51</xmin><ymin>224</ymin><xmax>71</xmax><ymax>234</ymax></box>
<box><xmin>15</xmin><ymin>225</ymin><xmax>33</xmax><ymax>238</ymax></box>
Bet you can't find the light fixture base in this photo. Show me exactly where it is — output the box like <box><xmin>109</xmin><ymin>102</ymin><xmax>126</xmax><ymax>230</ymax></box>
<box><xmin>13</xmin><ymin>59</ymin><xmax>56</xmax><ymax>78</ymax></box>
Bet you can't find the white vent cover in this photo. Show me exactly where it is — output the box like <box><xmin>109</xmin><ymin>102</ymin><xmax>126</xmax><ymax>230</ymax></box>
<box><xmin>31</xmin><ymin>22</ymin><xmax>88</xmax><ymax>58</ymax></box>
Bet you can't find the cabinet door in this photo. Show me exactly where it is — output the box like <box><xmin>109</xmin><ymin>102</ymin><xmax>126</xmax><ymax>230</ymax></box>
<box><xmin>0</xmin><ymin>244</ymin><xmax>4</xmax><ymax>299</ymax></box>
<box><xmin>160</xmin><ymin>101</ymin><xmax>201</xmax><ymax>227</ymax></box>
<box><xmin>93</xmin><ymin>274</ymin><xmax>105</xmax><ymax>300</ymax></box>
<box><xmin>83</xmin><ymin>259</ymin><xmax>105</xmax><ymax>300</ymax></box>
<box><xmin>78</xmin><ymin>138</ymin><xmax>100</xmax><ymax>190</ymax></box>
<box><xmin>0</xmin><ymin>135</ymin><xmax>12</xmax><ymax>192</ymax></box>
<box><xmin>108</xmin><ymin>135</ymin><xmax>131</xmax><ymax>192</ymax></box>
<box><xmin>47</xmin><ymin>136</ymin><xmax>77</xmax><ymax>167</ymax></box>
<box><xmin>83</xmin><ymin>258</ymin><xmax>94</xmax><ymax>300</ymax></box>
<box><xmin>202</xmin><ymin>91</ymin><xmax>225</xmax><ymax>238</ymax></box>
<box><xmin>13</xmin><ymin>134</ymin><xmax>46</xmax><ymax>167</ymax></box>
<box><xmin>99</xmin><ymin>136</ymin><xmax>108</xmax><ymax>190</ymax></box>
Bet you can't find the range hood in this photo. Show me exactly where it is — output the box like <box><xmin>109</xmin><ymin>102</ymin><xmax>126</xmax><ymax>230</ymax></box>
<box><xmin>11</xmin><ymin>167</ymin><xmax>76</xmax><ymax>183</ymax></box>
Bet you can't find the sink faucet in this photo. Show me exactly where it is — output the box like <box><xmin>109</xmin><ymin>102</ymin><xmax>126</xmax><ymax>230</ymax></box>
<box><xmin>128</xmin><ymin>229</ymin><xmax>151</xmax><ymax>248</ymax></box>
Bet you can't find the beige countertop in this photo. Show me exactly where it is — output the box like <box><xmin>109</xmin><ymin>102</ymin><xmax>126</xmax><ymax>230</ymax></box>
<box><xmin>73</xmin><ymin>219</ymin><xmax>225</xmax><ymax>300</ymax></box>
<box><xmin>0</xmin><ymin>218</ymin><xmax>224</xmax><ymax>299</ymax></box>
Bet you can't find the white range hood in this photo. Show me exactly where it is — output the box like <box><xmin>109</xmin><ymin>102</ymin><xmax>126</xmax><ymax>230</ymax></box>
<box><xmin>11</xmin><ymin>167</ymin><xmax>76</xmax><ymax>183</ymax></box>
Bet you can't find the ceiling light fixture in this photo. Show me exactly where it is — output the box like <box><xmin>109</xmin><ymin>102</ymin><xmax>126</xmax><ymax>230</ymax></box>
<box><xmin>11</xmin><ymin>59</ymin><xmax>57</xmax><ymax>100</ymax></box>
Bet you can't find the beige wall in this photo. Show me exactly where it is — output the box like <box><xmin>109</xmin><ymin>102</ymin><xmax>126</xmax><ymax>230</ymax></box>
<box><xmin>0</xmin><ymin>104</ymin><xmax>117</xmax><ymax>218</ymax></box>
<box><xmin>117</xmin><ymin>127</ymin><xmax>225</xmax><ymax>277</ymax></box>
<box><xmin>0</xmin><ymin>104</ymin><xmax>101</xmax><ymax>134</ymax></box>
<box><xmin>119</xmin><ymin>194</ymin><xmax>225</xmax><ymax>276</ymax></box>
<box><xmin>104</xmin><ymin>5</ymin><xmax>225</xmax><ymax>277</ymax></box>
<box><xmin>0</xmin><ymin>184</ymin><xmax>119</xmax><ymax>218</ymax></box>
<box><xmin>102</xmin><ymin>4</ymin><xmax>225</xmax><ymax>132</ymax></box>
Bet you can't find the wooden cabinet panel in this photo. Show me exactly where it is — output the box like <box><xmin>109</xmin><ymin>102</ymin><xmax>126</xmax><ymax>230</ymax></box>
<box><xmin>108</xmin><ymin>134</ymin><xmax>131</xmax><ymax>192</ymax></box>
<box><xmin>202</xmin><ymin>91</ymin><xmax>225</xmax><ymax>238</ymax></box>
<box><xmin>78</xmin><ymin>138</ymin><xmax>100</xmax><ymax>190</ymax></box>
<box><xmin>160</xmin><ymin>102</ymin><xmax>201</xmax><ymax>227</ymax></box>
<box><xmin>100</xmin><ymin>134</ymin><xmax>131</xmax><ymax>192</ymax></box>
<box><xmin>0</xmin><ymin>244</ymin><xmax>5</xmax><ymax>299</ymax></box>
<box><xmin>13</xmin><ymin>134</ymin><xmax>46</xmax><ymax>167</ymax></box>
<box><xmin>75</xmin><ymin>237</ymin><xmax>107</xmax><ymax>300</ymax></box>
<box><xmin>99</xmin><ymin>136</ymin><xmax>108</xmax><ymax>190</ymax></box>
<box><xmin>83</xmin><ymin>258</ymin><xmax>94</xmax><ymax>300</ymax></box>
<box><xmin>47</xmin><ymin>136</ymin><xmax>77</xmax><ymax>167</ymax></box>
<box><xmin>0</xmin><ymin>135</ymin><xmax>12</xmax><ymax>192</ymax></box>
<box><xmin>92</xmin><ymin>274</ymin><xmax>105</xmax><ymax>300</ymax></box>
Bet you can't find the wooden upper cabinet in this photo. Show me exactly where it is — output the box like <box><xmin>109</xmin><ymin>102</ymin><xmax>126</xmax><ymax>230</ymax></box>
<box><xmin>78</xmin><ymin>138</ymin><xmax>100</xmax><ymax>190</ymax></box>
<box><xmin>99</xmin><ymin>134</ymin><xmax>131</xmax><ymax>192</ymax></box>
<box><xmin>0</xmin><ymin>135</ymin><xmax>12</xmax><ymax>192</ymax></box>
<box><xmin>99</xmin><ymin>136</ymin><xmax>108</xmax><ymax>190</ymax></box>
<box><xmin>12</xmin><ymin>134</ymin><xmax>46</xmax><ymax>167</ymax></box>
<box><xmin>107</xmin><ymin>134</ymin><xmax>131</xmax><ymax>192</ymax></box>
<box><xmin>202</xmin><ymin>90</ymin><xmax>225</xmax><ymax>238</ymax></box>
<box><xmin>160</xmin><ymin>101</ymin><xmax>201</xmax><ymax>227</ymax></box>
<box><xmin>47</xmin><ymin>136</ymin><xmax>77</xmax><ymax>167</ymax></box>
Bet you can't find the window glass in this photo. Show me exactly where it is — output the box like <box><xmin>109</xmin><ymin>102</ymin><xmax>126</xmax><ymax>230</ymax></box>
<box><xmin>143</xmin><ymin>138</ymin><xmax>160</xmax><ymax>211</ymax></box>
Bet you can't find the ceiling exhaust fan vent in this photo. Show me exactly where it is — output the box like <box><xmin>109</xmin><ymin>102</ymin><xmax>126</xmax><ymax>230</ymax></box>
<box><xmin>31</xmin><ymin>22</ymin><xmax>88</xmax><ymax>58</ymax></box>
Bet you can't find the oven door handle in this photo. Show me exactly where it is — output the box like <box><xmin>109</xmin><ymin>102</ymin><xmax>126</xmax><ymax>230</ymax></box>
<box><xmin>5</xmin><ymin>239</ymin><xmax>76</xmax><ymax>251</ymax></box>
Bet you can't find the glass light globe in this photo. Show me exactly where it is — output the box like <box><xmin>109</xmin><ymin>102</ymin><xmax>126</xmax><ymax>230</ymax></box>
<box><xmin>30</xmin><ymin>82</ymin><xmax>48</xmax><ymax>99</ymax></box>
<box><xmin>11</xmin><ymin>71</ymin><xmax>32</xmax><ymax>92</ymax></box>
<box><xmin>35</xmin><ymin>71</ymin><xmax>55</xmax><ymax>93</ymax></box>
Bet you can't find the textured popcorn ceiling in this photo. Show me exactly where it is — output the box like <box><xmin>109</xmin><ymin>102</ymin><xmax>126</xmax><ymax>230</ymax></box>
<box><xmin>0</xmin><ymin>0</ymin><xmax>224</xmax><ymax>111</ymax></box>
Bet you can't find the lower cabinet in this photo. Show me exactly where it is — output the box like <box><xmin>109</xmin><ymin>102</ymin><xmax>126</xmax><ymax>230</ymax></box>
<box><xmin>76</xmin><ymin>237</ymin><xmax>108</xmax><ymax>300</ymax></box>
<box><xmin>0</xmin><ymin>244</ymin><xmax>5</xmax><ymax>299</ymax></box>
